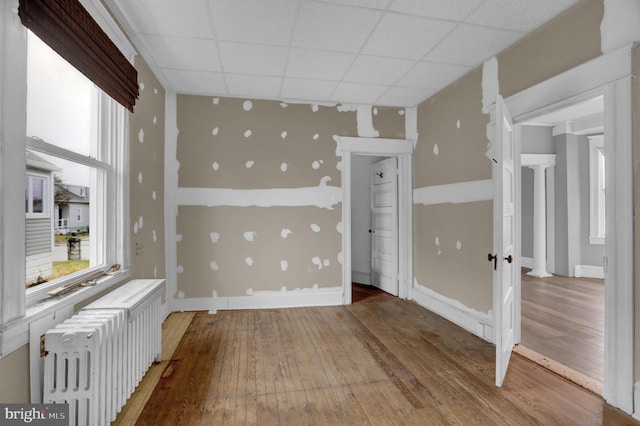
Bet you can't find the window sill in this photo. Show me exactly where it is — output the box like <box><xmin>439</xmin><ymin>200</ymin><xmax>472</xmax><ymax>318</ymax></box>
<box><xmin>0</xmin><ymin>268</ymin><xmax>131</xmax><ymax>358</ymax></box>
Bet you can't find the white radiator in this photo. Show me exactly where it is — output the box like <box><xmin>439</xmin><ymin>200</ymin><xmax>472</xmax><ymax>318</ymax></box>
<box><xmin>42</xmin><ymin>279</ymin><xmax>165</xmax><ymax>426</ymax></box>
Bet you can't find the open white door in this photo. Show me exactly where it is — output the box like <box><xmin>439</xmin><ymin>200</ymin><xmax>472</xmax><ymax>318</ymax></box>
<box><xmin>369</xmin><ymin>157</ymin><xmax>399</xmax><ymax>296</ymax></box>
<box><xmin>492</xmin><ymin>96</ymin><xmax>517</xmax><ymax>387</ymax></box>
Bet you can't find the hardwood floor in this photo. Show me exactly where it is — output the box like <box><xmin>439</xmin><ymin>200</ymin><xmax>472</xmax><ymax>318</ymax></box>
<box><xmin>127</xmin><ymin>285</ymin><xmax>636</xmax><ymax>425</ymax></box>
<box><xmin>520</xmin><ymin>269</ymin><xmax>604</xmax><ymax>385</ymax></box>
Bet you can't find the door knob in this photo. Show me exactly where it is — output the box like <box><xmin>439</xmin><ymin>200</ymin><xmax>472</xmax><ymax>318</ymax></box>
<box><xmin>505</xmin><ymin>255</ymin><xmax>513</xmax><ymax>264</ymax></box>
<box><xmin>487</xmin><ymin>253</ymin><xmax>497</xmax><ymax>270</ymax></box>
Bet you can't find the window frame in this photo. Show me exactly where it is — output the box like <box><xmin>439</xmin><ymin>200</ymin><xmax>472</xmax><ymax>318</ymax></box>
<box><xmin>0</xmin><ymin>0</ymin><xmax>133</xmax><ymax>357</ymax></box>
<box><xmin>25</xmin><ymin>171</ymin><xmax>50</xmax><ymax>219</ymax></box>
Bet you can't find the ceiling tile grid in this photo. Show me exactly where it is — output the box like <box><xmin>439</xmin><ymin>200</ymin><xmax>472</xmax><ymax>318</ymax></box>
<box><xmin>107</xmin><ymin>0</ymin><xmax>581</xmax><ymax>107</ymax></box>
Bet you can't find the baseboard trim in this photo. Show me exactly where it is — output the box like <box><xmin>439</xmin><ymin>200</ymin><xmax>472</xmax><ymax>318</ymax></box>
<box><xmin>171</xmin><ymin>286</ymin><xmax>344</xmax><ymax>313</ymax></box>
<box><xmin>634</xmin><ymin>382</ymin><xmax>640</xmax><ymax>420</ymax></box>
<box><xmin>412</xmin><ymin>280</ymin><xmax>494</xmax><ymax>343</ymax></box>
<box><xmin>574</xmin><ymin>265</ymin><xmax>605</xmax><ymax>279</ymax></box>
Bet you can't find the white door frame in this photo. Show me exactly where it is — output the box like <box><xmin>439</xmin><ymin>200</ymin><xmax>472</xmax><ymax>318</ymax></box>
<box><xmin>335</xmin><ymin>136</ymin><xmax>413</xmax><ymax>305</ymax></box>
<box><xmin>503</xmin><ymin>46</ymin><xmax>634</xmax><ymax>413</ymax></box>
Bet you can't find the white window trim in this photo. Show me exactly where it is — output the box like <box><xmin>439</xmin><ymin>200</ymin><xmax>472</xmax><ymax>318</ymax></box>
<box><xmin>588</xmin><ymin>134</ymin><xmax>605</xmax><ymax>245</ymax></box>
<box><xmin>0</xmin><ymin>0</ymin><xmax>132</xmax><ymax>358</ymax></box>
<box><xmin>25</xmin><ymin>171</ymin><xmax>50</xmax><ymax>219</ymax></box>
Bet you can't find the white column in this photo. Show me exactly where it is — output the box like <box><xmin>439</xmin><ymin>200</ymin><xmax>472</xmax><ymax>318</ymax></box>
<box><xmin>527</xmin><ymin>164</ymin><xmax>552</xmax><ymax>277</ymax></box>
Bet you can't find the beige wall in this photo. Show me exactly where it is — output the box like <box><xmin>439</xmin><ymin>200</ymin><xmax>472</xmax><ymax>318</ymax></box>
<box><xmin>175</xmin><ymin>97</ymin><xmax>366</xmax><ymax>298</ymax></box>
<box><xmin>413</xmin><ymin>0</ymin><xmax>604</xmax><ymax>314</ymax></box>
<box><xmin>130</xmin><ymin>56</ymin><xmax>166</xmax><ymax>281</ymax></box>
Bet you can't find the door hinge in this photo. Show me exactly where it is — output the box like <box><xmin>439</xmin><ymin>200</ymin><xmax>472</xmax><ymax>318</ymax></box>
<box><xmin>40</xmin><ymin>334</ymin><xmax>48</xmax><ymax>357</ymax></box>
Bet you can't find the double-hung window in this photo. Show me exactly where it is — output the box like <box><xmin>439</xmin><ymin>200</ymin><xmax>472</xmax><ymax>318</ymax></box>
<box><xmin>588</xmin><ymin>134</ymin><xmax>605</xmax><ymax>245</ymax></box>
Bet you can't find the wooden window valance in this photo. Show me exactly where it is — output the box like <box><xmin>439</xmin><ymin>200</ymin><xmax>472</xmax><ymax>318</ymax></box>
<box><xmin>18</xmin><ymin>0</ymin><xmax>138</xmax><ymax>112</ymax></box>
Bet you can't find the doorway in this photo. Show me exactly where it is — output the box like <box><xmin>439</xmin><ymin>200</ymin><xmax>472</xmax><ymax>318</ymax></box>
<box><xmin>494</xmin><ymin>48</ymin><xmax>634</xmax><ymax>411</ymax></box>
<box><xmin>516</xmin><ymin>99</ymin><xmax>605</xmax><ymax>393</ymax></box>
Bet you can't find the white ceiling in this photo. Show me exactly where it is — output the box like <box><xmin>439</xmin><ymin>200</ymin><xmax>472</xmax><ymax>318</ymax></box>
<box><xmin>107</xmin><ymin>0</ymin><xmax>580</xmax><ymax>107</ymax></box>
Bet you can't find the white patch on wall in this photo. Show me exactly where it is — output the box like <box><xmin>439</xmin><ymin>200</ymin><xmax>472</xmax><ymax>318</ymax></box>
<box><xmin>243</xmin><ymin>231</ymin><xmax>257</xmax><ymax>242</ymax></box>
<box><xmin>176</xmin><ymin>234</ymin><xmax>183</xmax><ymax>242</ymax></box>
<box><xmin>310</xmin><ymin>224</ymin><xmax>320</xmax><ymax>232</ymax></box>
<box><xmin>437</xmin><ymin>249</ymin><xmax>443</xmax><ymax>256</ymax></box>
<box><xmin>481</xmin><ymin>57</ymin><xmax>499</xmax><ymax>114</ymax></box>
<box><xmin>243</xmin><ymin>100</ymin><xmax>253</xmax><ymax>111</ymax></box>
<box><xmin>311</xmin><ymin>104</ymin><xmax>319</xmax><ymax>112</ymax></box>
<box><xmin>139</xmin><ymin>82</ymin><xmax>145</xmax><ymax>91</ymax></box>
<box><xmin>177</xmin><ymin>265</ymin><xmax>184</xmax><ymax>274</ymax></box>
<box><xmin>280</xmin><ymin>102</ymin><xmax>288</xmax><ymax>108</ymax></box>
<box><xmin>245</xmin><ymin>160</ymin><xmax>255</xmax><ymax>169</ymax></box>
<box><xmin>323</xmin><ymin>259</ymin><xmax>330</xmax><ymax>267</ymax></box>
<box><xmin>435</xmin><ymin>236</ymin><xmax>440</xmax><ymax>246</ymax></box>
<box><xmin>313</xmin><ymin>133</ymin><xmax>319</xmax><ymax>140</ymax></box>
<box><xmin>244</xmin><ymin>129</ymin><xmax>252</xmax><ymax>138</ymax></box>
<box><xmin>336</xmin><ymin>222</ymin><xmax>343</xmax><ymax>234</ymax></box>
<box><xmin>356</xmin><ymin>105</ymin><xmax>380</xmax><ymax>138</ymax></box>
<box><xmin>138</xmin><ymin>216</ymin><xmax>144</xmax><ymax>230</ymax></box>
<box><xmin>154</xmin><ymin>88</ymin><xmax>158</xmax><ymax>95</ymax></box>
<box><xmin>245</xmin><ymin>257</ymin><xmax>253</xmax><ymax>266</ymax></box>
<box><xmin>373</xmin><ymin>107</ymin><xmax>378</xmax><ymax>115</ymax></box>
<box><xmin>138</xmin><ymin>172</ymin><xmax>143</xmax><ymax>183</ymax></box>
<box><xmin>311</xmin><ymin>256</ymin><xmax>322</xmax><ymax>269</ymax></box>
<box><xmin>281</xmin><ymin>131</ymin><xmax>287</xmax><ymax>139</ymax></box>
<box><xmin>133</xmin><ymin>222</ymin><xmax>139</xmax><ymax>234</ymax></box>
<box><xmin>178</xmin><ymin>291</ymin><xmax>185</xmax><ymax>298</ymax></box>
<box><xmin>210</xmin><ymin>232</ymin><xmax>219</xmax><ymax>244</ymax></box>
<box><xmin>152</xmin><ymin>230</ymin><xmax>157</xmax><ymax>243</ymax></box>
<box><xmin>138</xmin><ymin>128</ymin><xmax>144</xmax><ymax>143</ymax></box>
<box><xmin>433</xmin><ymin>144</ymin><xmax>439</xmax><ymax>156</ymax></box>
<box><xmin>212</xmin><ymin>97</ymin><xmax>219</xmax><ymax>105</ymax></box>
<box><xmin>398</xmin><ymin>109</ymin><xmax>405</xmax><ymax>116</ymax></box>
<box><xmin>212</xmin><ymin>127</ymin><xmax>219</xmax><ymax>136</ymax></box>
<box><xmin>456</xmin><ymin>120</ymin><xmax>461</xmax><ymax>129</ymax></box>
<box><xmin>312</xmin><ymin>160</ymin><xmax>323</xmax><ymax>170</ymax></box>
<box><xmin>336</xmin><ymin>161</ymin><xmax>342</xmax><ymax>171</ymax></box>
<box><xmin>154</xmin><ymin>266</ymin><xmax>158</xmax><ymax>278</ymax></box>
<box><xmin>280</xmin><ymin>260</ymin><xmax>288</xmax><ymax>272</ymax></box>
<box><xmin>246</xmin><ymin>288</ymin><xmax>254</xmax><ymax>295</ymax></box>
<box><xmin>337</xmin><ymin>252</ymin><xmax>343</xmax><ymax>264</ymax></box>
<box><xmin>456</xmin><ymin>240</ymin><xmax>462</xmax><ymax>250</ymax></box>
<box><xmin>281</xmin><ymin>228</ymin><xmax>293</xmax><ymax>239</ymax></box>
<box><xmin>212</xmin><ymin>162</ymin><xmax>220</xmax><ymax>171</ymax></box>
<box><xmin>210</xmin><ymin>261</ymin><xmax>219</xmax><ymax>271</ymax></box>
<box><xmin>152</xmin><ymin>191</ymin><xmax>157</xmax><ymax>200</ymax></box>
<box><xmin>280</xmin><ymin>163</ymin><xmax>288</xmax><ymax>172</ymax></box>
<box><xmin>153</xmin><ymin>116</ymin><xmax>157</xmax><ymax>124</ymax></box>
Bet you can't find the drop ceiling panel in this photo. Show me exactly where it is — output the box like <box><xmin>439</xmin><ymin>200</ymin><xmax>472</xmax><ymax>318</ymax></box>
<box><xmin>106</xmin><ymin>0</ymin><xmax>582</xmax><ymax>106</ymax></box>
<box><xmin>389</xmin><ymin>0</ymin><xmax>485</xmax><ymax>21</ymax></box>
<box><xmin>285</xmin><ymin>48</ymin><xmax>354</xmax><ymax>81</ymax></box>
<box><xmin>140</xmin><ymin>35</ymin><xmax>221</xmax><ymax>71</ymax></box>
<box><xmin>116</xmin><ymin>0</ymin><xmax>215</xmax><ymax>38</ymax></box>
<box><xmin>226</xmin><ymin>74</ymin><xmax>282</xmax><ymax>98</ymax></box>
<box><xmin>292</xmin><ymin>1</ymin><xmax>382</xmax><ymax>52</ymax></box>
<box><xmin>399</xmin><ymin>61</ymin><xmax>471</xmax><ymax>90</ymax></box>
<box><xmin>361</xmin><ymin>13</ymin><xmax>456</xmax><ymax>60</ymax></box>
<box><xmin>344</xmin><ymin>55</ymin><xmax>415</xmax><ymax>85</ymax></box>
<box><xmin>331</xmin><ymin>82</ymin><xmax>389</xmax><ymax>104</ymax></box>
<box><xmin>219</xmin><ymin>42</ymin><xmax>289</xmax><ymax>75</ymax></box>
<box><xmin>209</xmin><ymin>0</ymin><xmax>299</xmax><ymax>45</ymax></box>
<box><xmin>161</xmin><ymin>69</ymin><xmax>227</xmax><ymax>95</ymax></box>
<box><xmin>280</xmin><ymin>78</ymin><xmax>338</xmax><ymax>101</ymax></box>
<box><xmin>465</xmin><ymin>0</ymin><xmax>577</xmax><ymax>32</ymax></box>
<box><xmin>424</xmin><ymin>24</ymin><xmax>523</xmax><ymax>66</ymax></box>
<box><xmin>376</xmin><ymin>87</ymin><xmax>437</xmax><ymax>107</ymax></box>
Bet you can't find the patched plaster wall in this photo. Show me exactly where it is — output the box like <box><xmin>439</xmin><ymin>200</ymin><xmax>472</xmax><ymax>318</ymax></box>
<box><xmin>130</xmin><ymin>56</ymin><xmax>166</xmax><ymax>281</ymax></box>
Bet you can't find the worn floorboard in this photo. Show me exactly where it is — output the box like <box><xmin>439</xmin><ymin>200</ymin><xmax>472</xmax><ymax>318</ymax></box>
<box><xmin>129</xmin><ymin>284</ymin><xmax>635</xmax><ymax>425</ymax></box>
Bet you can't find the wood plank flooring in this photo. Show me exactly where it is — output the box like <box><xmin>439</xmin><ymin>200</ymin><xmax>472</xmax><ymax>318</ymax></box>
<box><xmin>521</xmin><ymin>269</ymin><xmax>604</xmax><ymax>384</ymax></box>
<box><xmin>130</xmin><ymin>284</ymin><xmax>636</xmax><ymax>425</ymax></box>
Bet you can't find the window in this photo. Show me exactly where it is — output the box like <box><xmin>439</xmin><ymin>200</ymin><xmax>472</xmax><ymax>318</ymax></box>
<box><xmin>22</xmin><ymin>29</ymin><xmax>130</xmax><ymax>303</ymax></box>
<box><xmin>588</xmin><ymin>134</ymin><xmax>605</xmax><ymax>244</ymax></box>
<box><xmin>25</xmin><ymin>173</ymin><xmax>48</xmax><ymax>217</ymax></box>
